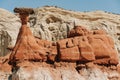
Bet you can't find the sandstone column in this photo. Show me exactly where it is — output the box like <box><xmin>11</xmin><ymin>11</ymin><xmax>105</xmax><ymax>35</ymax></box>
<box><xmin>9</xmin><ymin>8</ymin><xmax>47</xmax><ymax>65</ymax></box>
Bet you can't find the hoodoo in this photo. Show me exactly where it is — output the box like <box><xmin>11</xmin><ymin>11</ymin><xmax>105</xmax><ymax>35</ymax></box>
<box><xmin>9</xmin><ymin>8</ymin><xmax>47</xmax><ymax>64</ymax></box>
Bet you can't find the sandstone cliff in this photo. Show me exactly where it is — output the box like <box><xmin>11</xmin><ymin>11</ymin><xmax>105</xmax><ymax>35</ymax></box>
<box><xmin>31</xmin><ymin>6</ymin><xmax>120</xmax><ymax>55</ymax></box>
<box><xmin>0</xmin><ymin>6</ymin><xmax>120</xmax><ymax>80</ymax></box>
<box><xmin>0</xmin><ymin>6</ymin><xmax>120</xmax><ymax>54</ymax></box>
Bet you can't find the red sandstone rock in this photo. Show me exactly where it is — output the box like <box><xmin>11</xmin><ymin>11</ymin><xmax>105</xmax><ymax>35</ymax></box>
<box><xmin>78</xmin><ymin>37</ymin><xmax>95</xmax><ymax>61</ymax></box>
<box><xmin>72</xmin><ymin>37</ymin><xmax>79</xmax><ymax>46</ymax></box>
<box><xmin>67</xmin><ymin>26</ymin><xmax>119</xmax><ymax>64</ymax></box>
<box><xmin>9</xmin><ymin>9</ymin><xmax>47</xmax><ymax>64</ymax></box>
<box><xmin>59</xmin><ymin>46</ymin><xmax>80</xmax><ymax>61</ymax></box>
<box><xmin>9</xmin><ymin>12</ymin><xmax>119</xmax><ymax>66</ymax></box>
<box><xmin>88</xmin><ymin>35</ymin><xmax>111</xmax><ymax>59</ymax></box>
<box><xmin>67</xmin><ymin>26</ymin><xmax>90</xmax><ymax>38</ymax></box>
<box><xmin>88</xmin><ymin>34</ymin><xmax>119</xmax><ymax>65</ymax></box>
<box><xmin>36</xmin><ymin>39</ymin><xmax>57</xmax><ymax>62</ymax></box>
<box><xmin>36</xmin><ymin>38</ymin><xmax>52</xmax><ymax>48</ymax></box>
<box><xmin>57</xmin><ymin>39</ymin><xmax>68</xmax><ymax>49</ymax></box>
<box><xmin>0</xmin><ymin>53</ymin><xmax>11</xmax><ymax>72</ymax></box>
<box><xmin>66</xmin><ymin>38</ymin><xmax>74</xmax><ymax>48</ymax></box>
<box><xmin>93</xmin><ymin>30</ymin><xmax>106</xmax><ymax>35</ymax></box>
<box><xmin>9</xmin><ymin>25</ymin><xmax>47</xmax><ymax>63</ymax></box>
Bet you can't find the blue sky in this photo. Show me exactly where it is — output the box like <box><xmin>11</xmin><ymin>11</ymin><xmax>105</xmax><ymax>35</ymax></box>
<box><xmin>0</xmin><ymin>0</ymin><xmax>120</xmax><ymax>13</ymax></box>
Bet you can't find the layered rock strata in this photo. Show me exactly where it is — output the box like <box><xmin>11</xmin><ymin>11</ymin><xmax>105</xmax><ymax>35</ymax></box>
<box><xmin>9</xmin><ymin>8</ymin><xmax>119</xmax><ymax>65</ymax></box>
<box><xmin>0</xmin><ymin>7</ymin><xmax>120</xmax><ymax>80</ymax></box>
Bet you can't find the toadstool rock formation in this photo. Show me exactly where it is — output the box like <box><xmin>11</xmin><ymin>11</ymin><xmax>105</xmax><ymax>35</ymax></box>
<box><xmin>9</xmin><ymin>8</ymin><xmax>47</xmax><ymax>64</ymax></box>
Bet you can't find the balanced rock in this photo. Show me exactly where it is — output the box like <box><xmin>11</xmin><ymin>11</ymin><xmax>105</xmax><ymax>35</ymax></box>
<box><xmin>9</xmin><ymin>8</ymin><xmax>47</xmax><ymax>64</ymax></box>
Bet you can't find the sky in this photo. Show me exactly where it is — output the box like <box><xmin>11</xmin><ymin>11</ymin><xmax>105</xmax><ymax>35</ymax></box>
<box><xmin>0</xmin><ymin>0</ymin><xmax>120</xmax><ymax>14</ymax></box>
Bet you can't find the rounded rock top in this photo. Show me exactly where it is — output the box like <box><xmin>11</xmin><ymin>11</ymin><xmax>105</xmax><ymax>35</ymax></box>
<box><xmin>14</xmin><ymin>8</ymin><xmax>34</xmax><ymax>14</ymax></box>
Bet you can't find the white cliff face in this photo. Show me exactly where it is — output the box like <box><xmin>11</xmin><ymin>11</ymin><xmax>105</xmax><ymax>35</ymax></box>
<box><xmin>0</xmin><ymin>8</ymin><xmax>21</xmax><ymax>47</ymax></box>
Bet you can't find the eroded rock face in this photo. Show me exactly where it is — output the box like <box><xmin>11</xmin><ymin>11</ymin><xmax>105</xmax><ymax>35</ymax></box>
<box><xmin>57</xmin><ymin>26</ymin><xmax>119</xmax><ymax>65</ymax></box>
<box><xmin>10</xmin><ymin>22</ymin><xmax>119</xmax><ymax>65</ymax></box>
<box><xmin>0</xmin><ymin>8</ymin><xmax>21</xmax><ymax>47</ymax></box>
<box><xmin>30</xmin><ymin>6</ymin><xmax>120</xmax><ymax>55</ymax></box>
<box><xmin>10</xmin><ymin>61</ymin><xmax>120</xmax><ymax>80</ymax></box>
<box><xmin>9</xmin><ymin>25</ymin><xmax>47</xmax><ymax>63</ymax></box>
<box><xmin>0</xmin><ymin>7</ymin><xmax>120</xmax><ymax>80</ymax></box>
<box><xmin>0</xmin><ymin>6</ymin><xmax>120</xmax><ymax>55</ymax></box>
<box><xmin>0</xmin><ymin>53</ymin><xmax>12</xmax><ymax>80</ymax></box>
<box><xmin>9</xmin><ymin>9</ymin><xmax>47</xmax><ymax>64</ymax></box>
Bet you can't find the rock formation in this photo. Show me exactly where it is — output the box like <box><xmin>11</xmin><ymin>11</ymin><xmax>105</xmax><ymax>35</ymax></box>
<box><xmin>31</xmin><ymin>6</ymin><xmax>120</xmax><ymax>56</ymax></box>
<box><xmin>0</xmin><ymin>6</ymin><xmax>120</xmax><ymax>55</ymax></box>
<box><xmin>0</xmin><ymin>53</ymin><xmax>12</xmax><ymax>80</ymax></box>
<box><xmin>9</xmin><ymin>14</ymin><xmax>119</xmax><ymax>65</ymax></box>
<box><xmin>57</xmin><ymin>26</ymin><xmax>119</xmax><ymax>65</ymax></box>
<box><xmin>0</xmin><ymin>6</ymin><xmax>120</xmax><ymax>80</ymax></box>
<box><xmin>0</xmin><ymin>8</ymin><xmax>21</xmax><ymax>47</ymax></box>
<box><xmin>9</xmin><ymin>8</ymin><xmax>47</xmax><ymax>64</ymax></box>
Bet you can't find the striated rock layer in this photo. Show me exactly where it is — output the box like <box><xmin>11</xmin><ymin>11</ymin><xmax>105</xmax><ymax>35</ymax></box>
<box><xmin>8</xmin><ymin>22</ymin><xmax>119</xmax><ymax>80</ymax></box>
<box><xmin>0</xmin><ymin>6</ymin><xmax>120</xmax><ymax>55</ymax></box>
<box><xmin>9</xmin><ymin>24</ymin><xmax>119</xmax><ymax>65</ymax></box>
<box><xmin>0</xmin><ymin>7</ymin><xmax>120</xmax><ymax>80</ymax></box>
<box><xmin>31</xmin><ymin>6</ymin><xmax>120</xmax><ymax>55</ymax></box>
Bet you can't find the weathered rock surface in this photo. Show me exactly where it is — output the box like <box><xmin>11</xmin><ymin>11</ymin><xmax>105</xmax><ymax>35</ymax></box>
<box><xmin>9</xmin><ymin>25</ymin><xmax>48</xmax><ymax>63</ymax></box>
<box><xmin>36</xmin><ymin>38</ymin><xmax>57</xmax><ymax>62</ymax></box>
<box><xmin>9</xmin><ymin>61</ymin><xmax>120</xmax><ymax>80</ymax></box>
<box><xmin>9</xmin><ymin>23</ymin><xmax>118</xmax><ymax>65</ymax></box>
<box><xmin>0</xmin><ymin>6</ymin><xmax>120</xmax><ymax>55</ymax></box>
<box><xmin>0</xmin><ymin>6</ymin><xmax>120</xmax><ymax>80</ymax></box>
<box><xmin>0</xmin><ymin>8</ymin><xmax>21</xmax><ymax>47</ymax></box>
<box><xmin>30</xmin><ymin>6</ymin><xmax>120</xmax><ymax>55</ymax></box>
<box><xmin>0</xmin><ymin>53</ymin><xmax>12</xmax><ymax>80</ymax></box>
<box><xmin>57</xmin><ymin>26</ymin><xmax>119</xmax><ymax>64</ymax></box>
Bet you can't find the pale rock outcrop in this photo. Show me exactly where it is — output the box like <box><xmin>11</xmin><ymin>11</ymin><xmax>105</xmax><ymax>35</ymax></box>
<box><xmin>11</xmin><ymin>62</ymin><xmax>85</xmax><ymax>80</ymax></box>
<box><xmin>0</xmin><ymin>8</ymin><xmax>21</xmax><ymax>47</ymax></box>
<box><xmin>10</xmin><ymin>62</ymin><xmax>120</xmax><ymax>80</ymax></box>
